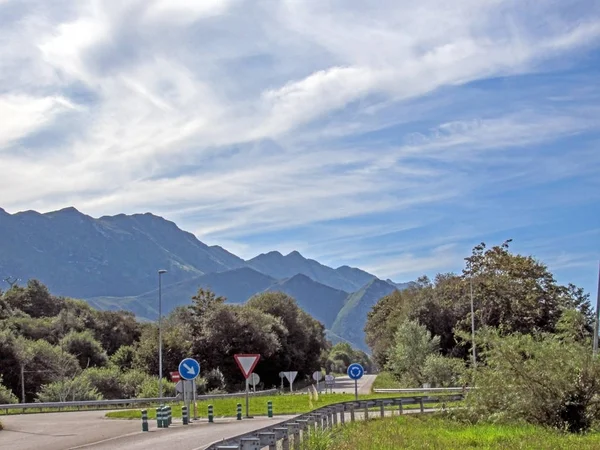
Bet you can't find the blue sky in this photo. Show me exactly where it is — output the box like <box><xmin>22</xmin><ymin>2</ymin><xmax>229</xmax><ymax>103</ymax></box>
<box><xmin>1</xmin><ymin>0</ymin><xmax>599</xmax><ymax>297</ymax></box>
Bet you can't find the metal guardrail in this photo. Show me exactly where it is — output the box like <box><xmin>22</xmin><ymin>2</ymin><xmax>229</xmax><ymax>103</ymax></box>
<box><xmin>0</xmin><ymin>388</ymin><xmax>278</xmax><ymax>414</ymax></box>
<box><xmin>373</xmin><ymin>387</ymin><xmax>472</xmax><ymax>394</ymax></box>
<box><xmin>206</xmin><ymin>394</ymin><xmax>464</xmax><ymax>450</ymax></box>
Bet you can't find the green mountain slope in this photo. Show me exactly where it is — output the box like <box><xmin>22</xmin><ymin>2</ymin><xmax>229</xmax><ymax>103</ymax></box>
<box><xmin>331</xmin><ymin>279</ymin><xmax>398</xmax><ymax>352</ymax></box>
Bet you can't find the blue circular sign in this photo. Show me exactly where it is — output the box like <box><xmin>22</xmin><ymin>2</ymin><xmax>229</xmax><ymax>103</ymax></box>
<box><xmin>347</xmin><ymin>363</ymin><xmax>364</xmax><ymax>380</ymax></box>
<box><xmin>178</xmin><ymin>357</ymin><xmax>200</xmax><ymax>381</ymax></box>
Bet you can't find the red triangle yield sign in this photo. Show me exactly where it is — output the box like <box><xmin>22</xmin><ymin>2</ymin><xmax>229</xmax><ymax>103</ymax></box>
<box><xmin>234</xmin><ymin>354</ymin><xmax>261</xmax><ymax>379</ymax></box>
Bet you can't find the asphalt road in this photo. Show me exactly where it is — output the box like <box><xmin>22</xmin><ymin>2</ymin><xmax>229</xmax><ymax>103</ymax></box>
<box><xmin>0</xmin><ymin>410</ymin><xmax>295</xmax><ymax>450</ymax></box>
<box><xmin>0</xmin><ymin>375</ymin><xmax>378</xmax><ymax>449</ymax></box>
<box><xmin>325</xmin><ymin>374</ymin><xmax>377</xmax><ymax>394</ymax></box>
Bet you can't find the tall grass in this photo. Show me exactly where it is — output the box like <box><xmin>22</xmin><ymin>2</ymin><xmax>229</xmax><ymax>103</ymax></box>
<box><xmin>317</xmin><ymin>415</ymin><xmax>600</xmax><ymax>450</ymax></box>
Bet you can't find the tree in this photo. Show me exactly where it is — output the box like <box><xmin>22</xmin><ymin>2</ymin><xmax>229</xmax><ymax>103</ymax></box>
<box><xmin>246</xmin><ymin>292</ymin><xmax>327</xmax><ymax>387</ymax></box>
<box><xmin>3</xmin><ymin>280</ymin><xmax>63</xmax><ymax>318</ymax></box>
<box><xmin>60</xmin><ymin>330</ymin><xmax>108</xmax><ymax>368</ymax></box>
<box><xmin>386</xmin><ymin>319</ymin><xmax>440</xmax><ymax>386</ymax></box>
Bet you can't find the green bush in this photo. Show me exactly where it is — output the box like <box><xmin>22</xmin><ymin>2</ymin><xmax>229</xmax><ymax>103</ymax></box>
<box><xmin>422</xmin><ymin>354</ymin><xmax>465</xmax><ymax>387</ymax></box>
<box><xmin>0</xmin><ymin>376</ymin><xmax>18</xmax><ymax>404</ymax></box>
<box><xmin>37</xmin><ymin>378</ymin><xmax>103</xmax><ymax>402</ymax></box>
<box><xmin>79</xmin><ymin>367</ymin><xmax>126</xmax><ymax>399</ymax></box>
<box><xmin>466</xmin><ymin>328</ymin><xmax>600</xmax><ymax>433</ymax></box>
<box><xmin>137</xmin><ymin>377</ymin><xmax>176</xmax><ymax>398</ymax></box>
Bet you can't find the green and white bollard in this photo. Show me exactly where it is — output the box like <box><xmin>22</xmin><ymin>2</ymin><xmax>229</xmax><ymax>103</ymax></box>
<box><xmin>167</xmin><ymin>405</ymin><xmax>172</xmax><ymax>426</ymax></box>
<box><xmin>236</xmin><ymin>403</ymin><xmax>242</xmax><ymax>421</ymax></box>
<box><xmin>182</xmin><ymin>406</ymin><xmax>189</xmax><ymax>425</ymax></box>
<box><xmin>208</xmin><ymin>404</ymin><xmax>214</xmax><ymax>423</ymax></box>
<box><xmin>267</xmin><ymin>401</ymin><xmax>273</xmax><ymax>418</ymax></box>
<box><xmin>141</xmin><ymin>409</ymin><xmax>149</xmax><ymax>432</ymax></box>
<box><xmin>156</xmin><ymin>407</ymin><xmax>163</xmax><ymax>428</ymax></box>
<box><xmin>162</xmin><ymin>406</ymin><xmax>169</xmax><ymax>428</ymax></box>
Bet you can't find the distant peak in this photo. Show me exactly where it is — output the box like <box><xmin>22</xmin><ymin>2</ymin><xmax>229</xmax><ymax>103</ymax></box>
<box><xmin>55</xmin><ymin>206</ymin><xmax>81</xmax><ymax>214</ymax></box>
<box><xmin>286</xmin><ymin>250</ymin><xmax>304</xmax><ymax>258</ymax></box>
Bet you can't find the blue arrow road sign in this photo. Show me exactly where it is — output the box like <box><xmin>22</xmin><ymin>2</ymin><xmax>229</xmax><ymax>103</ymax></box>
<box><xmin>178</xmin><ymin>358</ymin><xmax>200</xmax><ymax>381</ymax></box>
<box><xmin>347</xmin><ymin>363</ymin><xmax>364</xmax><ymax>380</ymax></box>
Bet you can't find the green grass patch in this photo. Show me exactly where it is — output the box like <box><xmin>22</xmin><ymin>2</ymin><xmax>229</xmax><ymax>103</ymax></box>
<box><xmin>318</xmin><ymin>415</ymin><xmax>600</xmax><ymax>450</ymax></box>
<box><xmin>105</xmin><ymin>393</ymin><xmax>461</xmax><ymax>420</ymax></box>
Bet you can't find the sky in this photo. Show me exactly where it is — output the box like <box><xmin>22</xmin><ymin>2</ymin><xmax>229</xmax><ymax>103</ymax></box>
<box><xmin>1</xmin><ymin>0</ymin><xmax>599</xmax><ymax>297</ymax></box>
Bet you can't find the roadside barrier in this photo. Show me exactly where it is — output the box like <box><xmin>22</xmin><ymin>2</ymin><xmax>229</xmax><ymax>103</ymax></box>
<box><xmin>206</xmin><ymin>394</ymin><xmax>463</xmax><ymax>450</ymax></box>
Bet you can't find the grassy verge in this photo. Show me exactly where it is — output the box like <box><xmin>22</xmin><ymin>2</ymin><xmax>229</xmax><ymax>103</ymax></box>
<box><xmin>371</xmin><ymin>371</ymin><xmax>403</xmax><ymax>390</ymax></box>
<box><xmin>105</xmin><ymin>393</ymin><xmax>461</xmax><ymax>420</ymax></box>
<box><xmin>311</xmin><ymin>415</ymin><xmax>600</xmax><ymax>450</ymax></box>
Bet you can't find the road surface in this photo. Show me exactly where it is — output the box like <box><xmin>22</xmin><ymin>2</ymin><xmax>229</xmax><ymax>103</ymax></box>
<box><xmin>326</xmin><ymin>374</ymin><xmax>376</xmax><ymax>394</ymax></box>
<box><xmin>0</xmin><ymin>375</ymin><xmax>377</xmax><ymax>450</ymax></box>
<box><xmin>0</xmin><ymin>410</ymin><xmax>295</xmax><ymax>450</ymax></box>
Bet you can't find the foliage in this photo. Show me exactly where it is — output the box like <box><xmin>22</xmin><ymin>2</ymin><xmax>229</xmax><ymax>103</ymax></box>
<box><xmin>136</xmin><ymin>377</ymin><xmax>176</xmax><ymax>398</ymax></box>
<box><xmin>465</xmin><ymin>328</ymin><xmax>600</xmax><ymax>433</ymax></box>
<box><xmin>0</xmin><ymin>280</ymin><xmax>328</xmax><ymax>401</ymax></box>
<box><xmin>205</xmin><ymin>368</ymin><xmax>226</xmax><ymax>392</ymax></box>
<box><xmin>365</xmin><ymin>241</ymin><xmax>594</xmax><ymax>366</ymax></box>
<box><xmin>109</xmin><ymin>345</ymin><xmax>136</xmax><ymax>371</ymax></box>
<box><xmin>60</xmin><ymin>330</ymin><xmax>108</xmax><ymax>368</ymax></box>
<box><xmin>386</xmin><ymin>319</ymin><xmax>440</xmax><ymax>386</ymax></box>
<box><xmin>36</xmin><ymin>378</ymin><xmax>102</xmax><ymax>402</ymax></box>
<box><xmin>0</xmin><ymin>375</ymin><xmax>18</xmax><ymax>404</ymax></box>
<box><xmin>324</xmin><ymin>342</ymin><xmax>372</xmax><ymax>374</ymax></box>
<box><xmin>422</xmin><ymin>354</ymin><xmax>465</xmax><ymax>387</ymax></box>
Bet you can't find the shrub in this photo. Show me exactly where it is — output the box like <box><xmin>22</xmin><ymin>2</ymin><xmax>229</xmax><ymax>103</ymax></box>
<box><xmin>422</xmin><ymin>354</ymin><xmax>466</xmax><ymax>387</ymax></box>
<box><xmin>37</xmin><ymin>378</ymin><xmax>102</xmax><ymax>402</ymax></box>
<box><xmin>0</xmin><ymin>376</ymin><xmax>18</xmax><ymax>404</ymax></box>
<box><xmin>205</xmin><ymin>368</ymin><xmax>226</xmax><ymax>392</ymax></box>
<box><xmin>467</xmin><ymin>328</ymin><xmax>600</xmax><ymax>433</ymax></box>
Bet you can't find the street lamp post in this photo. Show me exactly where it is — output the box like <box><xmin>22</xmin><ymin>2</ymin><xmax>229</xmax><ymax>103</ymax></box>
<box><xmin>158</xmin><ymin>269</ymin><xmax>167</xmax><ymax>399</ymax></box>
<box><xmin>470</xmin><ymin>275</ymin><xmax>476</xmax><ymax>368</ymax></box>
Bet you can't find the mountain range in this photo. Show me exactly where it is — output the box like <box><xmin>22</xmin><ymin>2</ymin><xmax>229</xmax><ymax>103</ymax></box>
<box><xmin>0</xmin><ymin>207</ymin><xmax>412</xmax><ymax>351</ymax></box>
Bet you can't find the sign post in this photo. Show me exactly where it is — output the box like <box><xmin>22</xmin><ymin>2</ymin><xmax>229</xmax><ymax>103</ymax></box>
<box><xmin>325</xmin><ymin>374</ymin><xmax>335</xmax><ymax>393</ymax></box>
<box><xmin>312</xmin><ymin>371</ymin><xmax>323</xmax><ymax>392</ymax></box>
<box><xmin>347</xmin><ymin>363</ymin><xmax>364</xmax><ymax>401</ymax></box>
<box><xmin>234</xmin><ymin>354</ymin><xmax>261</xmax><ymax>418</ymax></box>
<box><xmin>178</xmin><ymin>358</ymin><xmax>200</xmax><ymax>419</ymax></box>
<box><xmin>279</xmin><ymin>371</ymin><xmax>285</xmax><ymax>391</ymax></box>
<box><xmin>283</xmin><ymin>371</ymin><xmax>298</xmax><ymax>392</ymax></box>
<box><xmin>250</xmin><ymin>372</ymin><xmax>260</xmax><ymax>392</ymax></box>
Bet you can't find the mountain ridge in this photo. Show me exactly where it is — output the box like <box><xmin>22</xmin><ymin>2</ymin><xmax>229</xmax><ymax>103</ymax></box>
<box><xmin>1</xmin><ymin>206</ymin><xmax>410</xmax><ymax>350</ymax></box>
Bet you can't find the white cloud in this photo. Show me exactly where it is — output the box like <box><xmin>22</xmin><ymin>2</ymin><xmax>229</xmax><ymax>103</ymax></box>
<box><xmin>0</xmin><ymin>0</ymin><xmax>599</xmax><ymax>287</ymax></box>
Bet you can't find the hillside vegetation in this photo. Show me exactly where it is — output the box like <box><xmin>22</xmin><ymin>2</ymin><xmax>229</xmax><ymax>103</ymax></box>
<box><xmin>0</xmin><ymin>282</ymin><xmax>368</xmax><ymax>403</ymax></box>
<box><xmin>363</xmin><ymin>241</ymin><xmax>598</xmax><ymax>433</ymax></box>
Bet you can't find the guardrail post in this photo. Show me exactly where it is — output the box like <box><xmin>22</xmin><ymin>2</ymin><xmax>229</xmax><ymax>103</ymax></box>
<box><xmin>296</xmin><ymin>419</ymin><xmax>309</xmax><ymax>444</ymax></box>
<box><xmin>273</xmin><ymin>427</ymin><xmax>289</xmax><ymax>450</ymax></box>
<box><xmin>350</xmin><ymin>403</ymin><xmax>355</xmax><ymax>422</ymax></box>
<box><xmin>267</xmin><ymin>400</ymin><xmax>273</xmax><ymax>418</ymax></box>
<box><xmin>379</xmin><ymin>400</ymin><xmax>385</xmax><ymax>418</ymax></box>
<box><xmin>363</xmin><ymin>402</ymin><xmax>369</xmax><ymax>420</ymax></box>
<box><xmin>156</xmin><ymin>406</ymin><xmax>163</xmax><ymax>428</ymax></box>
<box><xmin>398</xmin><ymin>399</ymin><xmax>404</xmax><ymax>415</ymax></box>
<box><xmin>332</xmin><ymin>407</ymin><xmax>338</xmax><ymax>426</ymax></box>
<box><xmin>237</xmin><ymin>403</ymin><xmax>242</xmax><ymax>420</ymax></box>
<box><xmin>287</xmin><ymin>422</ymin><xmax>300</xmax><ymax>450</ymax></box>
<box><xmin>420</xmin><ymin>398</ymin><xmax>424</xmax><ymax>413</ymax></box>
<box><xmin>208</xmin><ymin>404</ymin><xmax>214</xmax><ymax>423</ymax></box>
<box><xmin>339</xmin><ymin>405</ymin><xmax>345</xmax><ymax>424</ymax></box>
<box><xmin>141</xmin><ymin>409</ymin><xmax>149</xmax><ymax>432</ymax></box>
<box><xmin>258</xmin><ymin>432</ymin><xmax>277</xmax><ymax>450</ymax></box>
<box><xmin>182</xmin><ymin>405</ymin><xmax>188</xmax><ymax>425</ymax></box>
<box><xmin>240</xmin><ymin>437</ymin><xmax>260</xmax><ymax>450</ymax></box>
